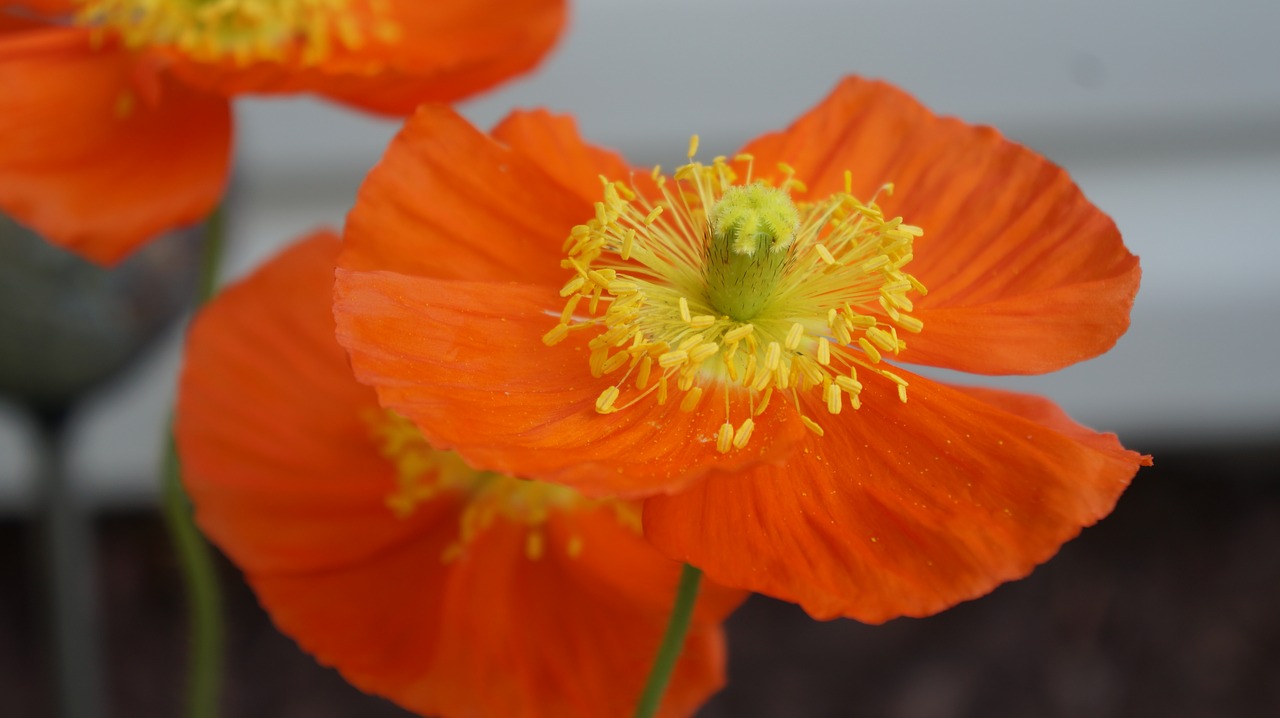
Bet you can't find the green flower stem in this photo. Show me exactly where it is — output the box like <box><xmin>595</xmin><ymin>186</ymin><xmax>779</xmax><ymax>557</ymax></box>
<box><xmin>161</xmin><ymin>206</ymin><xmax>227</xmax><ymax>718</ymax></box>
<box><xmin>161</xmin><ymin>433</ymin><xmax>223</xmax><ymax>718</ymax></box>
<box><xmin>633</xmin><ymin>564</ymin><xmax>704</xmax><ymax>718</ymax></box>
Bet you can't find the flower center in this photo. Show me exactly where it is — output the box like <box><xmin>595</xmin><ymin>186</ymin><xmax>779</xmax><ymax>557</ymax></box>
<box><xmin>75</xmin><ymin>0</ymin><xmax>399</xmax><ymax>64</ymax></box>
<box><xmin>367</xmin><ymin>412</ymin><xmax>639</xmax><ymax>561</ymax></box>
<box><xmin>544</xmin><ymin>140</ymin><xmax>927</xmax><ymax>452</ymax></box>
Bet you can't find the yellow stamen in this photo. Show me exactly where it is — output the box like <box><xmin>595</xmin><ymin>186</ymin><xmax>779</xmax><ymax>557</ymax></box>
<box><xmin>549</xmin><ymin>150</ymin><xmax>927</xmax><ymax>451</ymax></box>
<box><xmin>75</xmin><ymin>0</ymin><xmax>399</xmax><ymax>66</ymax></box>
<box><xmin>365</xmin><ymin>411</ymin><xmax>636</xmax><ymax>563</ymax></box>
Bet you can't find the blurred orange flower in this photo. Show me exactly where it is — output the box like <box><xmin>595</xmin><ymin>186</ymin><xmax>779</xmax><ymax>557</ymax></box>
<box><xmin>175</xmin><ymin>231</ymin><xmax>743</xmax><ymax>718</ymax></box>
<box><xmin>332</xmin><ymin>77</ymin><xmax>1152</xmax><ymax>623</ymax></box>
<box><xmin>0</xmin><ymin>0</ymin><xmax>564</xmax><ymax>263</ymax></box>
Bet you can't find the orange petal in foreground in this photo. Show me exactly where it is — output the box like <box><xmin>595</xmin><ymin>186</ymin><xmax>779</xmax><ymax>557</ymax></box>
<box><xmin>334</xmin><ymin>76</ymin><xmax>1150</xmax><ymax>621</ymax></box>
<box><xmin>644</xmin><ymin>374</ymin><xmax>1151</xmax><ymax>623</ymax></box>
<box><xmin>178</xmin><ymin>231</ymin><xmax>743</xmax><ymax>718</ymax></box>
<box><xmin>0</xmin><ymin>23</ymin><xmax>230</xmax><ymax>264</ymax></box>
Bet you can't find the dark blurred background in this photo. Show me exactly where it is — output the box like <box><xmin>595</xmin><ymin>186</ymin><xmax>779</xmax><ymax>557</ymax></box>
<box><xmin>1</xmin><ymin>440</ymin><xmax>1277</xmax><ymax>717</ymax></box>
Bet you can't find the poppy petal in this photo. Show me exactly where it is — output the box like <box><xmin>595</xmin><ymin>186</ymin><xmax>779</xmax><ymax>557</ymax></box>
<box><xmin>410</xmin><ymin>508</ymin><xmax>738</xmax><ymax>718</ymax></box>
<box><xmin>180</xmin><ymin>231</ymin><xmax>740</xmax><ymax>717</ymax></box>
<box><xmin>489</xmin><ymin>109</ymin><xmax>633</xmax><ymax>205</ymax></box>
<box><xmin>644</xmin><ymin>370</ymin><xmax>1150</xmax><ymax>623</ymax></box>
<box><xmin>0</xmin><ymin>27</ymin><xmax>230</xmax><ymax>264</ymax></box>
<box><xmin>341</xmin><ymin>105</ymin><xmax>592</xmax><ymax>285</ymax></box>
<box><xmin>742</xmin><ymin>76</ymin><xmax>1140</xmax><ymax>374</ymax></box>
<box><xmin>177</xmin><ymin>231</ymin><xmax>442</xmax><ymax>573</ymax></box>
<box><xmin>333</xmin><ymin>269</ymin><xmax>807</xmax><ymax>497</ymax></box>
<box><xmin>164</xmin><ymin>0</ymin><xmax>566</xmax><ymax>115</ymax></box>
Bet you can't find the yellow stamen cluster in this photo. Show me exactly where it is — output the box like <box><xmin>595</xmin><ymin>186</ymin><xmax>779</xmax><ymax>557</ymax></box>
<box><xmin>544</xmin><ymin>143</ymin><xmax>927</xmax><ymax>452</ymax></box>
<box><xmin>366</xmin><ymin>411</ymin><xmax>639</xmax><ymax>561</ymax></box>
<box><xmin>76</xmin><ymin>0</ymin><xmax>400</xmax><ymax>65</ymax></box>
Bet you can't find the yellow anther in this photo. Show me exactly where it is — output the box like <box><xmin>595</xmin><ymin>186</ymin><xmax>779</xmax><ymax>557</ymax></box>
<box><xmin>620</xmin><ymin>229</ymin><xmax>636</xmax><ymax>260</ymax></box>
<box><xmin>880</xmin><ymin>369</ymin><xmax>909</xmax><ymax>387</ymax></box>
<box><xmin>765</xmin><ymin>341</ymin><xmax>781</xmax><ymax>371</ymax></box>
<box><xmin>857</xmin><ymin>337</ymin><xmax>882</xmax><ymax>363</ymax></box>
<box><xmin>724</xmin><ymin>324</ymin><xmax>755</xmax><ymax>343</ymax></box>
<box><xmin>825</xmin><ymin>382</ymin><xmax>842</xmax><ymax>414</ymax></box>
<box><xmin>677</xmin><ymin>333</ymin><xmax>705</xmax><ymax>351</ymax></box>
<box><xmin>754</xmin><ymin>386</ymin><xmax>773</xmax><ymax>415</ymax></box>
<box><xmin>866</xmin><ymin>327</ymin><xmax>898</xmax><ymax>353</ymax></box>
<box><xmin>833</xmin><ymin>320</ymin><xmax>852</xmax><ymax>346</ymax></box>
<box><xmin>801</xmin><ymin>415</ymin><xmax>824</xmax><ymax>437</ymax></box>
<box><xmin>859</xmin><ymin>255</ymin><xmax>890</xmax><ymax>273</ymax></box>
<box><xmin>690</xmin><ymin>315</ymin><xmax>716</xmax><ymax>329</ymax></box>
<box><xmin>595</xmin><ymin>386</ymin><xmax>620</xmax><ymax>413</ymax></box>
<box><xmin>679</xmin><ymin>296</ymin><xmax>692</xmax><ymax>323</ymax></box>
<box><xmin>636</xmin><ymin>355</ymin><xmax>653</xmax><ymax>389</ymax></box>
<box><xmin>732</xmin><ymin>418</ymin><xmax>755</xmax><ymax>449</ymax></box>
<box><xmin>679</xmin><ymin>386</ymin><xmax>704</xmax><ymax>412</ymax></box>
<box><xmin>688</xmin><ymin>342</ymin><xmax>720</xmax><ymax>364</ymax></box>
<box><xmin>785</xmin><ymin>323</ymin><xmax>805</xmax><ymax>351</ymax></box>
<box><xmin>750</xmin><ymin>367</ymin><xmax>774</xmax><ymax>392</ymax></box>
<box><xmin>817</xmin><ymin>337</ymin><xmax>831</xmax><ymax>366</ymax></box>
<box><xmin>559</xmin><ymin>275</ymin><xmax>585</xmax><ymax>297</ymax></box>
<box><xmin>644</xmin><ymin>206</ymin><xmax>664</xmax><ymax>224</ymax></box>
<box><xmin>658</xmin><ymin>350</ymin><xmax>689</xmax><ymax>368</ymax></box>
<box><xmin>542</xmin><ymin>323</ymin><xmax>569</xmax><ymax>346</ymax></box>
<box><xmin>815</xmin><ymin>244</ymin><xmax>837</xmax><ymax>265</ymax></box>
<box><xmin>688</xmin><ymin>135</ymin><xmax>700</xmax><ymax>159</ymax></box>
<box><xmin>835</xmin><ymin>375</ymin><xmax>863</xmax><ymax>394</ymax></box>
<box><xmin>601</xmin><ymin>352</ymin><xmax>630</xmax><ymax>374</ymax></box>
<box><xmin>716</xmin><ymin>422</ymin><xmax>734</xmax><ymax>453</ymax></box>
<box><xmin>894</xmin><ymin>314</ymin><xmax>925</xmax><ymax>334</ymax></box>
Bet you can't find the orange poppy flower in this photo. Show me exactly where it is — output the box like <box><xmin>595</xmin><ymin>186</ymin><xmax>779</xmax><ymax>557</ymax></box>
<box><xmin>331</xmin><ymin>77</ymin><xmax>1152</xmax><ymax>623</ymax></box>
<box><xmin>175</xmin><ymin>230</ymin><xmax>743</xmax><ymax>718</ymax></box>
<box><xmin>0</xmin><ymin>0</ymin><xmax>564</xmax><ymax>264</ymax></box>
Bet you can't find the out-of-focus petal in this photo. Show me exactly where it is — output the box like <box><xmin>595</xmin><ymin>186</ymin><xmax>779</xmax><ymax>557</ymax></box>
<box><xmin>165</xmin><ymin>0</ymin><xmax>566</xmax><ymax>115</ymax></box>
<box><xmin>0</xmin><ymin>26</ymin><xmax>229</xmax><ymax>264</ymax></box>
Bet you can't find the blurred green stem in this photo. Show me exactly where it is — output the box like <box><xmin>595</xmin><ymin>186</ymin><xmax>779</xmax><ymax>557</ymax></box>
<box><xmin>633</xmin><ymin>564</ymin><xmax>703</xmax><ymax>718</ymax></box>
<box><xmin>161</xmin><ymin>206</ymin><xmax>226</xmax><ymax>718</ymax></box>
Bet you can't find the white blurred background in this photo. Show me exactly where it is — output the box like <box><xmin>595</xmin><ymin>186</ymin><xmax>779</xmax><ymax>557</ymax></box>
<box><xmin>3</xmin><ymin>0</ymin><xmax>1279</xmax><ymax>508</ymax></box>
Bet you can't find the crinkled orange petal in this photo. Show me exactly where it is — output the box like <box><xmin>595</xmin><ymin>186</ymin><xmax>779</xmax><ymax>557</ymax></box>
<box><xmin>489</xmin><ymin>109</ymin><xmax>633</xmax><ymax>205</ymax></box>
<box><xmin>644</xmin><ymin>371</ymin><xmax>1150</xmax><ymax>623</ymax></box>
<box><xmin>415</xmin><ymin>509</ymin><xmax>741</xmax><ymax>718</ymax></box>
<box><xmin>0</xmin><ymin>25</ymin><xmax>230</xmax><ymax>264</ymax></box>
<box><xmin>165</xmin><ymin>0</ymin><xmax>566</xmax><ymax>115</ymax></box>
<box><xmin>341</xmin><ymin>105</ymin><xmax>600</xmax><ymax>284</ymax></box>
<box><xmin>333</xmin><ymin>270</ymin><xmax>806</xmax><ymax>497</ymax></box>
<box><xmin>741</xmin><ymin>76</ymin><xmax>1141</xmax><ymax>375</ymax></box>
<box><xmin>177</xmin><ymin>231</ymin><xmax>439</xmax><ymax>574</ymax></box>
<box><xmin>180</xmin><ymin>231</ymin><xmax>742</xmax><ymax>718</ymax></box>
